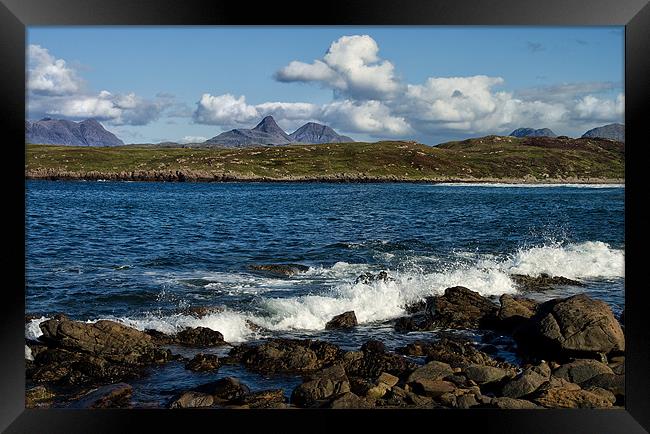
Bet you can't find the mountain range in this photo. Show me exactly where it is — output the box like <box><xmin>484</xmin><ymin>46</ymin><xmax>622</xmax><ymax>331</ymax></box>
<box><xmin>204</xmin><ymin>116</ymin><xmax>353</xmax><ymax>146</ymax></box>
<box><xmin>26</xmin><ymin>118</ymin><xmax>124</xmax><ymax>147</ymax></box>
<box><xmin>509</xmin><ymin>127</ymin><xmax>557</xmax><ymax>138</ymax></box>
<box><xmin>581</xmin><ymin>123</ymin><xmax>625</xmax><ymax>143</ymax></box>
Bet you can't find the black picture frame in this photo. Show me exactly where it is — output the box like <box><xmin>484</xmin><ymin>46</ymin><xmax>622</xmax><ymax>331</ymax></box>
<box><xmin>2</xmin><ymin>0</ymin><xmax>649</xmax><ymax>432</ymax></box>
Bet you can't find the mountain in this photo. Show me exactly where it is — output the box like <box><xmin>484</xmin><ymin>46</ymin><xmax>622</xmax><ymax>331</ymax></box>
<box><xmin>289</xmin><ymin>122</ymin><xmax>354</xmax><ymax>144</ymax></box>
<box><xmin>509</xmin><ymin>127</ymin><xmax>557</xmax><ymax>138</ymax></box>
<box><xmin>204</xmin><ymin>116</ymin><xmax>293</xmax><ymax>147</ymax></box>
<box><xmin>26</xmin><ymin>118</ymin><xmax>124</xmax><ymax>147</ymax></box>
<box><xmin>581</xmin><ymin>123</ymin><xmax>624</xmax><ymax>143</ymax></box>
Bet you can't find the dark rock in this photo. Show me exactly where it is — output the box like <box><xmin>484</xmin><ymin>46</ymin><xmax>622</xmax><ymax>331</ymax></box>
<box><xmin>426</xmin><ymin>286</ymin><xmax>498</xmax><ymax>329</ymax></box>
<box><xmin>511</xmin><ymin>273</ymin><xmax>585</xmax><ymax>291</ymax></box>
<box><xmin>194</xmin><ymin>377</ymin><xmax>250</xmax><ymax>403</ymax></box>
<box><xmin>39</xmin><ymin>318</ymin><xmax>171</xmax><ymax>365</ymax></box>
<box><xmin>513</xmin><ymin>294</ymin><xmax>625</xmax><ymax>359</ymax></box>
<box><xmin>325</xmin><ymin>311</ymin><xmax>358</xmax><ymax>330</ymax></box>
<box><xmin>404</xmin><ymin>300</ymin><xmax>427</xmax><ymax>314</ymax></box>
<box><xmin>394</xmin><ymin>313</ymin><xmax>436</xmax><ymax>332</ymax></box>
<box><xmin>248</xmin><ymin>263</ymin><xmax>309</xmax><ymax>276</ymax></box>
<box><xmin>397</xmin><ymin>337</ymin><xmax>513</xmax><ymax>370</ymax></box>
<box><xmin>361</xmin><ymin>340</ymin><xmax>386</xmax><ymax>354</ymax></box>
<box><xmin>229</xmin><ymin>338</ymin><xmax>342</xmax><ymax>374</ymax></box>
<box><xmin>531</xmin><ymin>385</ymin><xmax>613</xmax><ymax>408</ymax></box>
<box><xmin>69</xmin><ymin>383</ymin><xmax>133</xmax><ymax>408</ymax></box>
<box><xmin>185</xmin><ymin>354</ymin><xmax>221</xmax><ymax>372</ymax></box>
<box><xmin>344</xmin><ymin>343</ymin><xmax>416</xmax><ymax>380</ymax></box>
<box><xmin>496</xmin><ymin>294</ymin><xmax>538</xmax><ymax>331</ymax></box>
<box><xmin>456</xmin><ymin>393</ymin><xmax>479</xmax><ymax>408</ymax></box>
<box><xmin>553</xmin><ymin>359</ymin><xmax>613</xmax><ymax>384</ymax></box>
<box><xmin>291</xmin><ymin>364</ymin><xmax>350</xmax><ymax>408</ymax></box>
<box><xmin>355</xmin><ymin>271</ymin><xmax>393</xmax><ymax>285</ymax></box>
<box><xmin>169</xmin><ymin>391</ymin><xmax>214</xmax><ymax>408</ymax></box>
<box><xmin>581</xmin><ymin>373</ymin><xmax>625</xmax><ymax>399</ymax></box>
<box><xmin>175</xmin><ymin>327</ymin><xmax>226</xmax><ymax>347</ymax></box>
<box><xmin>410</xmin><ymin>379</ymin><xmax>456</xmax><ymax>398</ymax></box>
<box><xmin>490</xmin><ymin>396</ymin><xmax>540</xmax><ymax>409</ymax></box>
<box><xmin>144</xmin><ymin>329</ymin><xmax>176</xmax><ymax>345</ymax></box>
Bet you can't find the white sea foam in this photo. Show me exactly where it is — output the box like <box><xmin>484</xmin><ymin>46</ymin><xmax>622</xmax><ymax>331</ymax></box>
<box><xmin>26</xmin><ymin>242</ymin><xmax>624</xmax><ymax>342</ymax></box>
<box><xmin>25</xmin><ymin>316</ymin><xmax>50</xmax><ymax>340</ymax></box>
<box><xmin>25</xmin><ymin>345</ymin><xmax>34</xmax><ymax>361</ymax></box>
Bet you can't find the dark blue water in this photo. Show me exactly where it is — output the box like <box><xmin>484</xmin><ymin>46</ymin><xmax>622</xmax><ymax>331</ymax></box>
<box><xmin>25</xmin><ymin>181</ymin><xmax>624</xmax><ymax>405</ymax></box>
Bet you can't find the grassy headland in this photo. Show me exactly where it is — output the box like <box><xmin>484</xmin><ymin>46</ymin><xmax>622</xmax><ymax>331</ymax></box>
<box><xmin>25</xmin><ymin>135</ymin><xmax>624</xmax><ymax>183</ymax></box>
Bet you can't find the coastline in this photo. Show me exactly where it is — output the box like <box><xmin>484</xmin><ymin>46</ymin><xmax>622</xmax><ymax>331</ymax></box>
<box><xmin>24</xmin><ymin>169</ymin><xmax>625</xmax><ymax>184</ymax></box>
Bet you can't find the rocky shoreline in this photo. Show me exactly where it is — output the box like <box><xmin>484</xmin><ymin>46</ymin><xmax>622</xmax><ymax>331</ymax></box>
<box><xmin>25</xmin><ymin>168</ymin><xmax>624</xmax><ymax>185</ymax></box>
<box><xmin>25</xmin><ymin>280</ymin><xmax>625</xmax><ymax>410</ymax></box>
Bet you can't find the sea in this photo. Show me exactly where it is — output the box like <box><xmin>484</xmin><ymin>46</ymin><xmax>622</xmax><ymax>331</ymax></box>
<box><xmin>25</xmin><ymin>181</ymin><xmax>625</xmax><ymax>406</ymax></box>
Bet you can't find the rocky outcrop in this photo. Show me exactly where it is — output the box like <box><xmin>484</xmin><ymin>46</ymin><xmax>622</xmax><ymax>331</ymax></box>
<box><xmin>228</xmin><ymin>338</ymin><xmax>343</xmax><ymax>374</ymax></box>
<box><xmin>427</xmin><ymin>286</ymin><xmax>498</xmax><ymax>329</ymax></box>
<box><xmin>396</xmin><ymin>337</ymin><xmax>512</xmax><ymax>370</ymax></box>
<box><xmin>513</xmin><ymin>294</ymin><xmax>625</xmax><ymax>359</ymax></box>
<box><xmin>69</xmin><ymin>383</ymin><xmax>133</xmax><ymax>409</ymax></box>
<box><xmin>175</xmin><ymin>327</ymin><xmax>226</xmax><ymax>347</ymax></box>
<box><xmin>343</xmin><ymin>340</ymin><xmax>416</xmax><ymax>379</ymax></box>
<box><xmin>553</xmin><ymin>359</ymin><xmax>614</xmax><ymax>385</ymax></box>
<box><xmin>185</xmin><ymin>353</ymin><xmax>221</xmax><ymax>372</ymax></box>
<box><xmin>510</xmin><ymin>273</ymin><xmax>585</xmax><ymax>291</ymax></box>
<box><xmin>495</xmin><ymin>294</ymin><xmax>537</xmax><ymax>331</ymax></box>
<box><xmin>325</xmin><ymin>311</ymin><xmax>358</xmax><ymax>329</ymax></box>
<box><xmin>291</xmin><ymin>364</ymin><xmax>351</xmax><ymax>408</ymax></box>
<box><xmin>248</xmin><ymin>263</ymin><xmax>309</xmax><ymax>276</ymax></box>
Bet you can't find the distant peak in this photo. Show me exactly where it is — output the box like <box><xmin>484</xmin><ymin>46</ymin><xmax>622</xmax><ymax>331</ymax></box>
<box><xmin>253</xmin><ymin>115</ymin><xmax>286</xmax><ymax>134</ymax></box>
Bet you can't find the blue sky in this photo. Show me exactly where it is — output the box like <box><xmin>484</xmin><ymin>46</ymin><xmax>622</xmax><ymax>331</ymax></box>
<box><xmin>27</xmin><ymin>26</ymin><xmax>624</xmax><ymax>144</ymax></box>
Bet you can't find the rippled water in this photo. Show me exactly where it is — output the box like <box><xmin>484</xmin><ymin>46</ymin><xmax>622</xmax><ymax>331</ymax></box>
<box><xmin>25</xmin><ymin>181</ymin><xmax>624</xmax><ymax>405</ymax></box>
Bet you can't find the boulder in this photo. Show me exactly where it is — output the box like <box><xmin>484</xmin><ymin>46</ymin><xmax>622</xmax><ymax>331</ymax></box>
<box><xmin>325</xmin><ymin>311</ymin><xmax>358</xmax><ymax>330</ymax></box>
<box><xmin>185</xmin><ymin>353</ymin><xmax>221</xmax><ymax>372</ymax></box>
<box><xmin>39</xmin><ymin>318</ymin><xmax>170</xmax><ymax>365</ymax></box>
<box><xmin>228</xmin><ymin>338</ymin><xmax>342</xmax><ymax>374</ymax></box>
<box><xmin>426</xmin><ymin>286</ymin><xmax>498</xmax><ymax>329</ymax></box>
<box><xmin>490</xmin><ymin>396</ymin><xmax>540</xmax><ymax>409</ymax></box>
<box><xmin>407</xmin><ymin>361</ymin><xmax>454</xmax><ymax>383</ymax></box>
<box><xmin>69</xmin><ymin>383</ymin><xmax>133</xmax><ymax>409</ymax></box>
<box><xmin>581</xmin><ymin>373</ymin><xmax>625</xmax><ymax>399</ymax></box>
<box><xmin>234</xmin><ymin>389</ymin><xmax>286</xmax><ymax>409</ymax></box>
<box><xmin>329</xmin><ymin>392</ymin><xmax>372</xmax><ymax>409</ymax></box>
<box><xmin>193</xmin><ymin>377</ymin><xmax>250</xmax><ymax>403</ymax></box>
<box><xmin>248</xmin><ymin>264</ymin><xmax>309</xmax><ymax>276</ymax></box>
<box><xmin>344</xmin><ymin>342</ymin><xmax>416</xmax><ymax>379</ymax></box>
<box><xmin>291</xmin><ymin>364</ymin><xmax>350</xmax><ymax>408</ymax></box>
<box><xmin>25</xmin><ymin>386</ymin><xmax>55</xmax><ymax>408</ymax></box>
<box><xmin>169</xmin><ymin>391</ymin><xmax>214</xmax><ymax>408</ymax></box>
<box><xmin>514</xmin><ymin>294</ymin><xmax>625</xmax><ymax>359</ymax></box>
<box><xmin>502</xmin><ymin>362</ymin><xmax>551</xmax><ymax>398</ymax></box>
<box><xmin>553</xmin><ymin>359</ymin><xmax>613</xmax><ymax>384</ymax></box>
<box><xmin>410</xmin><ymin>379</ymin><xmax>456</xmax><ymax>398</ymax></box>
<box><xmin>396</xmin><ymin>337</ymin><xmax>513</xmax><ymax>370</ymax></box>
<box><xmin>531</xmin><ymin>385</ymin><xmax>613</xmax><ymax>408</ymax></box>
<box><xmin>175</xmin><ymin>327</ymin><xmax>226</xmax><ymax>347</ymax></box>
<box><xmin>496</xmin><ymin>294</ymin><xmax>537</xmax><ymax>330</ymax></box>
<box><xmin>463</xmin><ymin>364</ymin><xmax>511</xmax><ymax>385</ymax></box>
<box><xmin>510</xmin><ymin>273</ymin><xmax>585</xmax><ymax>291</ymax></box>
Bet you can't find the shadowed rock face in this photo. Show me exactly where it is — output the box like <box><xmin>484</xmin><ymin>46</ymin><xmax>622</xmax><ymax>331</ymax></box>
<box><xmin>510</xmin><ymin>127</ymin><xmax>557</xmax><ymax>138</ymax></box>
<box><xmin>582</xmin><ymin>123</ymin><xmax>625</xmax><ymax>143</ymax></box>
<box><xmin>26</xmin><ymin>118</ymin><xmax>124</xmax><ymax>146</ymax></box>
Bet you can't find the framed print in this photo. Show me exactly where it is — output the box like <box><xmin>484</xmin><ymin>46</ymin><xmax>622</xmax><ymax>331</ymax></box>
<box><xmin>1</xmin><ymin>0</ymin><xmax>649</xmax><ymax>432</ymax></box>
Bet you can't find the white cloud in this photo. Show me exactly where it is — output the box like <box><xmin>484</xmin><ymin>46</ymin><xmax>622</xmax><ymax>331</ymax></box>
<box><xmin>572</xmin><ymin>93</ymin><xmax>624</xmax><ymax>122</ymax></box>
<box><xmin>320</xmin><ymin>100</ymin><xmax>411</xmax><ymax>136</ymax></box>
<box><xmin>275</xmin><ymin>35</ymin><xmax>400</xmax><ymax>100</ymax></box>
<box><xmin>193</xmin><ymin>93</ymin><xmax>259</xmax><ymax>126</ymax></box>
<box><xmin>27</xmin><ymin>45</ymin><xmax>177</xmax><ymax>126</ymax></box>
<box><xmin>179</xmin><ymin>136</ymin><xmax>208</xmax><ymax>143</ymax></box>
<box><xmin>27</xmin><ymin>45</ymin><xmax>83</xmax><ymax>96</ymax></box>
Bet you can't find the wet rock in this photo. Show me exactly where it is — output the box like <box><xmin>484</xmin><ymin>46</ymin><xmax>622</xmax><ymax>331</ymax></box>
<box><xmin>513</xmin><ymin>294</ymin><xmax>625</xmax><ymax>359</ymax></box>
<box><xmin>397</xmin><ymin>337</ymin><xmax>513</xmax><ymax>370</ymax></box>
<box><xmin>235</xmin><ymin>389</ymin><xmax>286</xmax><ymax>409</ymax></box>
<box><xmin>329</xmin><ymin>392</ymin><xmax>372</xmax><ymax>408</ymax></box>
<box><xmin>175</xmin><ymin>327</ymin><xmax>226</xmax><ymax>347</ymax></box>
<box><xmin>248</xmin><ymin>264</ymin><xmax>309</xmax><ymax>276</ymax></box>
<box><xmin>291</xmin><ymin>364</ymin><xmax>350</xmax><ymax>408</ymax></box>
<box><xmin>169</xmin><ymin>391</ymin><xmax>214</xmax><ymax>408</ymax></box>
<box><xmin>344</xmin><ymin>342</ymin><xmax>416</xmax><ymax>379</ymax></box>
<box><xmin>393</xmin><ymin>313</ymin><xmax>436</xmax><ymax>332</ymax></box>
<box><xmin>502</xmin><ymin>362</ymin><xmax>551</xmax><ymax>398</ymax></box>
<box><xmin>144</xmin><ymin>329</ymin><xmax>176</xmax><ymax>345</ymax></box>
<box><xmin>463</xmin><ymin>364</ymin><xmax>511</xmax><ymax>385</ymax></box>
<box><xmin>185</xmin><ymin>353</ymin><xmax>221</xmax><ymax>372</ymax></box>
<box><xmin>181</xmin><ymin>306</ymin><xmax>223</xmax><ymax>318</ymax></box>
<box><xmin>69</xmin><ymin>383</ymin><xmax>133</xmax><ymax>409</ymax></box>
<box><xmin>553</xmin><ymin>359</ymin><xmax>613</xmax><ymax>384</ymax></box>
<box><xmin>426</xmin><ymin>286</ymin><xmax>498</xmax><ymax>329</ymax></box>
<box><xmin>355</xmin><ymin>270</ymin><xmax>393</xmax><ymax>285</ymax></box>
<box><xmin>496</xmin><ymin>294</ymin><xmax>538</xmax><ymax>331</ymax></box>
<box><xmin>25</xmin><ymin>385</ymin><xmax>55</xmax><ymax>408</ymax></box>
<box><xmin>194</xmin><ymin>377</ymin><xmax>250</xmax><ymax>403</ymax></box>
<box><xmin>511</xmin><ymin>273</ymin><xmax>585</xmax><ymax>291</ymax></box>
<box><xmin>229</xmin><ymin>338</ymin><xmax>343</xmax><ymax>374</ymax></box>
<box><xmin>325</xmin><ymin>311</ymin><xmax>358</xmax><ymax>330</ymax></box>
<box><xmin>39</xmin><ymin>318</ymin><xmax>171</xmax><ymax>365</ymax></box>
<box><xmin>404</xmin><ymin>300</ymin><xmax>427</xmax><ymax>314</ymax></box>
<box><xmin>407</xmin><ymin>361</ymin><xmax>454</xmax><ymax>383</ymax></box>
<box><xmin>490</xmin><ymin>396</ymin><xmax>540</xmax><ymax>409</ymax></box>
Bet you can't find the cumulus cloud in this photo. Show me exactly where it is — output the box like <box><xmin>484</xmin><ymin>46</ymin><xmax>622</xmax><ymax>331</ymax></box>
<box><xmin>275</xmin><ymin>35</ymin><xmax>400</xmax><ymax>100</ymax></box>
<box><xmin>179</xmin><ymin>136</ymin><xmax>208</xmax><ymax>144</ymax></box>
<box><xmin>27</xmin><ymin>45</ymin><xmax>177</xmax><ymax>126</ymax></box>
<box><xmin>28</xmin><ymin>45</ymin><xmax>83</xmax><ymax>96</ymax></box>
<box><xmin>572</xmin><ymin>93</ymin><xmax>624</xmax><ymax>122</ymax></box>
